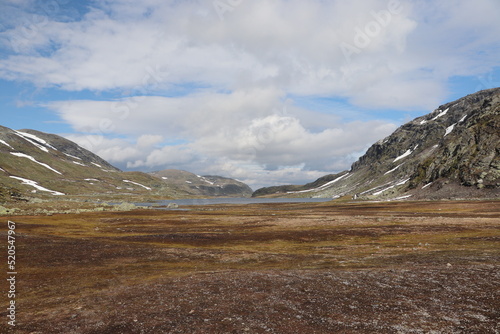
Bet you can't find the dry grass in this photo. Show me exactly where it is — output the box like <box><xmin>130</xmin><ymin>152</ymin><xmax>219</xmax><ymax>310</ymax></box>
<box><xmin>1</xmin><ymin>200</ymin><xmax>499</xmax><ymax>333</ymax></box>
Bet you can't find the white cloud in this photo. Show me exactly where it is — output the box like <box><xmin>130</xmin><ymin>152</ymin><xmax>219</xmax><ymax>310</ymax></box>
<box><xmin>1</xmin><ymin>0</ymin><xmax>499</xmax><ymax>188</ymax></box>
<box><xmin>58</xmin><ymin>90</ymin><xmax>397</xmax><ymax>189</ymax></box>
<box><xmin>64</xmin><ymin>135</ymin><xmax>142</xmax><ymax>164</ymax></box>
<box><xmin>46</xmin><ymin>88</ymin><xmax>285</xmax><ymax>137</ymax></box>
<box><xmin>137</xmin><ymin>134</ymin><xmax>163</xmax><ymax>148</ymax></box>
<box><xmin>1</xmin><ymin>0</ymin><xmax>498</xmax><ymax>109</ymax></box>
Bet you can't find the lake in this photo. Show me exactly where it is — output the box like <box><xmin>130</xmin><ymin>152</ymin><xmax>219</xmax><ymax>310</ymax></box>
<box><xmin>138</xmin><ymin>197</ymin><xmax>333</xmax><ymax>207</ymax></box>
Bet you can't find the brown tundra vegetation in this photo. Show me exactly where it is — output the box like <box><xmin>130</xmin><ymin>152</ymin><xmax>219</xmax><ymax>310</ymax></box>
<box><xmin>1</xmin><ymin>199</ymin><xmax>499</xmax><ymax>333</ymax></box>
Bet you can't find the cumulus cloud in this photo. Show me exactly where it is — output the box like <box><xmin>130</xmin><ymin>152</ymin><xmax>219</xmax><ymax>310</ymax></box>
<box><xmin>1</xmin><ymin>0</ymin><xmax>498</xmax><ymax>107</ymax></box>
<box><xmin>58</xmin><ymin>90</ymin><xmax>397</xmax><ymax>188</ymax></box>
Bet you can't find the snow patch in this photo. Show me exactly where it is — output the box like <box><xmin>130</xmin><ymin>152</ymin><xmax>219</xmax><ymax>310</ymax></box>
<box><xmin>123</xmin><ymin>180</ymin><xmax>151</xmax><ymax>190</ymax></box>
<box><xmin>85</xmin><ymin>178</ymin><xmax>99</xmax><ymax>182</ymax></box>
<box><xmin>10</xmin><ymin>176</ymin><xmax>64</xmax><ymax>195</ymax></box>
<box><xmin>72</xmin><ymin>161</ymin><xmax>86</xmax><ymax>166</ymax></box>
<box><xmin>384</xmin><ymin>163</ymin><xmax>403</xmax><ymax>175</ymax></box>
<box><xmin>64</xmin><ymin>153</ymin><xmax>82</xmax><ymax>160</ymax></box>
<box><xmin>91</xmin><ymin>162</ymin><xmax>102</xmax><ymax>168</ymax></box>
<box><xmin>422</xmin><ymin>182</ymin><xmax>433</xmax><ymax>189</ymax></box>
<box><xmin>186</xmin><ymin>181</ymin><xmax>192</xmax><ymax>184</ymax></box>
<box><xmin>11</xmin><ymin>152</ymin><xmax>62</xmax><ymax>174</ymax></box>
<box><xmin>16</xmin><ymin>131</ymin><xmax>57</xmax><ymax>149</ymax></box>
<box><xmin>393</xmin><ymin>149</ymin><xmax>412</xmax><ymax>163</ymax></box>
<box><xmin>360</xmin><ymin>183</ymin><xmax>389</xmax><ymax>195</ymax></box>
<box><xmin>195</xmin><ymin>175</ymin><xmax>216</xmax><ymax>185</ymax></box>
<box><xmin>0</xmin><ymin>167</ymin><xmax>5</xmax><ymax>172</ymax></box>
<box><xmin>14</xmin><ymin>132</ymin><xmax>48</xmax><ymax>152</ymax></box>
<box><xmin>444</xmin><ymin>123</ymin><xmax>456</xmax><ymax>137</ymax></box>
<box><xmin>162</xmin><ymin>176</ymin><xmax>168</xmax><ymax>180</ymax></box>
<box><xmin>0</xmin><ymin>139</ymin><xmax>13</xmax><ymax>149</ymax></box>
<box><xmin>200</xmin><ymin>176</ymin><xmax>214</xmax><ymax>185</ymax></box>
<box><xmin>14</xmin><ymin>131</ymin><xmax>57</xmax><ymax>151</ymax></box>
<box><xmin>376</xmin><ymin>137</ymin><xmax>389</xmax><ymax>145</ymax></box>
<box><xmin>391</xmin><ymin>195</ymin><xmax>413</xmax><ymax>200</ymax></box>
<box><xmin>373</xmin><ymin>178</ymin><xmax>410</xmax><ymax>196</ymax></box>
<box><xmin>430</xmin><ymin>108</ymin><xmax>449</xmax><ymax>121</ymax></box>
<box><xmin>287</xmin><ymin>173</ymin><xmax>350</xmax><ymax>194</ymax></box>
<box><xmin>458</xmin><ymin>115</ymin><xmax>467</xmax><ymax>123</ymax></box>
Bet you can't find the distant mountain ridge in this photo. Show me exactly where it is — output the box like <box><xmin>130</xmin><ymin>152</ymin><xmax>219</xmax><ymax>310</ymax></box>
<box><xmin>253</xmin><ymin>88</ymin><xmax>500</xmax><ymax>200</ymax></box>
<box><xmin>0</xmin><ymin>126</ymin><xmax>252</xmax><ymax>201</ymax></box>
<box><xmin>150</xmin><ymin>169</ymin><xmax>253</xmax><ymax>197</ymax></box>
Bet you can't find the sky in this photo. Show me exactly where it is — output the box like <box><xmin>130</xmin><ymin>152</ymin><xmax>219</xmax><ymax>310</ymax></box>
<box><xmin>0</xmin><ymin>0</ymin><xmax>499</xmax><ymax>190</ymax></box>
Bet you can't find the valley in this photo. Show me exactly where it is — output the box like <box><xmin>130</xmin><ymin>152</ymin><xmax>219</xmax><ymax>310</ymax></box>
<box><xmin>0</xmin><ymin>89</ymin><xmax>498</xmax><ymax>333</ymax></box>
<box><xmin>1</xmin><ymin>2</ymin><xmax>498</xmax><ymax>333</ymax></box>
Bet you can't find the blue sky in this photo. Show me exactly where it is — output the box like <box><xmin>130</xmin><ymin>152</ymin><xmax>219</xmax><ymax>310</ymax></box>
<box><xmin>0</xmin><ymin>0</ymin><xmax>499</xmax><ymax>189</ymax></box>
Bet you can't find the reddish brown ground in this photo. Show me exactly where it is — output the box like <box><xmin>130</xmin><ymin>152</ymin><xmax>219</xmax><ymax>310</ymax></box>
<box><xmin>1</xmin><ymin>200</ymin><xmax>499</xmax><ymax>333</ymax></box>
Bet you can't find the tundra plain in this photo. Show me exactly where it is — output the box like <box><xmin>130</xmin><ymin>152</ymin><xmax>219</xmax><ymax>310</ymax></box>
<box><xmin>1</xmin><ymin>199</ymin><xmax>499</xmax><ymax>333</ymax></box>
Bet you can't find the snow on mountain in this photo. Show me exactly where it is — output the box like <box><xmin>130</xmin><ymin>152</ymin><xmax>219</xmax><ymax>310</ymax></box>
<box><xmin>0</xmin><ymin>126</ymin><xmax>167</xmax><ymax>199</ymax></box>
<box><xmin>384</xmin><ymin>163</ymin><xmax>404</xmax><ymax>175</ymax></box>
<box><xmin>393</xmin><ymin>149</ymin><xmax>413</xmax><ymax>163</ymax></box>
<box><xmin>64</xmin><ymin>152</ymin><xmax>82</xmax><ymax>160</ymax></box>
<box><xmin>0</xmin><ymin>139</ymin><xmax>13</xmax><ymax>149</ymax></box>
<box><xmin>15</xmin><ymin>131</ymin><xmax>58</xmax><ymax>151</ymax></box>
<box><xmin>13</xmin><ymin>131</ymin><xmax>52</xmax><ymax>152</ymax></box>
<box><xmin>0</xmin><ymin>126</ymin><xmax>254</xmax><ymax>201</ymax></box>
<box><xmin>444</xmin><ymin>123</ymin><xmax>456</xmax><ymax>137</ymax></box>
<box><xmin>123</xmin><ymin>180</ymin><xmax>152</xmax><ymax>190</ymax></box>
<box><xmin>422</xmin><ymin>182</ymin><xmax>433</xmax><ymax>189</ymax></box>
<box><xmin>287</xmin><ymin>173</ymin><xmax>350</xmax><ymax>194</ymax></box>
<box><xmin>150</xmin><ymin>169</ymin><xmax>253</xmax><ymax>197</ymax></box>
<box><xmin>373</xmin><ymin>178</ymin><xmax>410</xmax><ymax>196</ymax></box>
<box><xmin>10</xmin><ymin>152</ymin><xmax>62</xmax><ymax>174</ymax></box>
<box><xmin>430</xmin><ymin>108</ymin><xmax>449</xmax><ymax>121</ymax></box>
<box><xmin>9</xmin><ymin>176</ymin><xmax>65</xmax><ymax>196</ymax></box>
<box><xmin>253</xmin><ymin>88</ymin><xmax>500</xmax><ymax>200</ymax></box>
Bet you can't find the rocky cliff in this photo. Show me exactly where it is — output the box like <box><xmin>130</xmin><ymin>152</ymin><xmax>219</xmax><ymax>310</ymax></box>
<box><xmin>253</xmin><ymin>88</ymin><xmax>500</xmax><ymax>200</ymax></box>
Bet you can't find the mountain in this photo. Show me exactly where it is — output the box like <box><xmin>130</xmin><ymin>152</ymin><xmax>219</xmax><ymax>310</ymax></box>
<box><xmin>0</xmin><ymin>126</ymin><xmax>169</xmax><ymax>201</ymax></box>
<box><xmin>0</xmin><ymin>126</ymin><xmax>253</xmax><ymax>202</ymax></box>
<box><xmin>149</xmin><ymin>169</ymin><xmax>253</xmax><ymax>197</ymax></box>
<box><xmin>253</xmin><ymin>88</ymin><xmax>500</xmax><ymax>200</ymax></box>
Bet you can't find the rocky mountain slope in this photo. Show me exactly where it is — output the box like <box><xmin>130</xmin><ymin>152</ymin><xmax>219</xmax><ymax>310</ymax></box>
<box><xmin>254</xmin><ymin>88</ymin><xmax>500</xmax><ymax>200</ymax></box>
<box><xmin>0</xmin><ymin>126</ymin><xmax>252</xmax><ymax>201</ymax></box>
<box><xmin>150</xmin><ymin>169</ymin><xmax>253</xmax><ymax>197</ymax></box>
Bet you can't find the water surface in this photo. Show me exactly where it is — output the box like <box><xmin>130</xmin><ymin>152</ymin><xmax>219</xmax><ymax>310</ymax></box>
<box><xmin>139</xmin><ymin>197</ymin><xmax>333</xmax><ymax>207</ymax></box>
